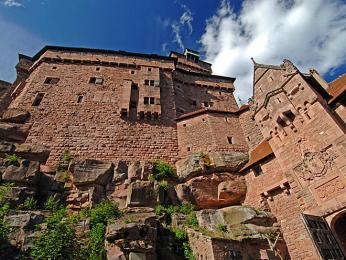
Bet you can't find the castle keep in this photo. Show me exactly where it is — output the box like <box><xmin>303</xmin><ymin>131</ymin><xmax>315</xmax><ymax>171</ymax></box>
<box><xmin>0</xmin><ymin>46</ymin><xmax>345</xmax><ymax>260</ymax></box>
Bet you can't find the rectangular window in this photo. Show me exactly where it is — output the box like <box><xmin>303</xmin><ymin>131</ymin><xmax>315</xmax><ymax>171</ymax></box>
<box><xmin>227</xmin><ymin>136</ymin><xmax>234</xmax><ymax>144</ymax></box>
<box><xmin>192</xmin><ymin>100</ymin><xmax>197</xmax><ymax>106</ymax></box>
<box><xmin>253</xmin><ymin>165</ymin><xmax>263</xmax><ymax>176</ymax></box>
<box><xmin>148</xmin><ymin>68</ymin><xmax>152</xmax><ymax>72</ymax></box>
<box><xmin>149</xmin><ymin>80</ymin><xmax>155</xmax><ymax>86</ymax></box>
<box><xmin>76</xmin><ymin>95</ymin><xmax>84</xmax><ymax>103</ymax></box>
<box><xmin>144</xmin><ymin>97</ymin><xmax>155</xmax><ymax>105</ymax></box>
<box><xmin>44</xmin><ymin>77</ymin><xmax>59</xmax><ymax>84</ymax></box>
<box><xmin>144</xmin><ymin>97</ymin><xmax>149</xmax><ymax>105</ymax></box>
<box><xmin>144</xmin><ymin>80</ymin><xmax>149</xmax><ymax>86</ymax></box>
<box><xmin>32</xmin><ymin>93</ymin><xmax>45</xmax><ymax>106</ymax></box>
<box><xmin>89</xmin><ymin>77</ymin><xmax>103</xmax><ymax>85</ymax></box>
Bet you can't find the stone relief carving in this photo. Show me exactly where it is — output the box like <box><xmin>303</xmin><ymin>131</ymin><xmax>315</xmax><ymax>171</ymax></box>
<box><xmin>314</xmin><ymin>176</ymin><xmax>346</xmax><ymax>202</ymax></box>
<box><xmin>281</xmin><ymin>59</ymin><xmax>297</xmax><ymax>77</ymax></box>
<box><xmin>293</xmin><ymin>137</ymin><xmax>337</xmax><ymax>182</ymax></box>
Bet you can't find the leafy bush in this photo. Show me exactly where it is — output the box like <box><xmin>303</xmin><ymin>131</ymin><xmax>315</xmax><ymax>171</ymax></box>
<box><xmin>62</xmin><ymin>150</ymin><xmax>72</xmax><ymax>162</ymax></box>
<box><xmin>18</xmin><ymin>197</ymin><xmax>37</xmax><ymax>210</ymax></box>
<box><xmin>186</xmin><ymin>212</ymin><xmax>198</xmax><ymax>227</ymax></box>
<box><xmin>4</xmin><ymin>154</ymin><xmax>21</xmax><ymax>166</ymax></box>
<box><xmin>216</xmin><ymin>224</ymin><xmax>227</xmax><ymax>232</ymax></box>
<box><xmin>0</xmin><ymin>184</ymin><xmax>12</xmax><ymax>253</ymax></box>
<box><xmin>44</xmin><ymin>195</ymin><xmax>62</xmax><ymax>211</ymax></box>
<box><xmin>155</xmin><ymin>203</ymin><xmax>194</xmax><ymax>217</ymax></box>
<box><xmin>89</xmin><ymin>223</ymin><xmax>106</xmax><ymax>260</ymax></box>
<box><xmin>158</xmin><ymin>180</ymin><xmax>170</xmax><ymax>190</ymax></box>
<box><xmin>150</xmin><ymin>160</ymin><xmax>175</xmax><ymax>181</ymax></box>
<box><xmin>31</xmin><ymin>208</ymin><xmax>82</xmax><ymax>260</ymax></box>
<box><xmin>90</xmin><ymin>199</ymin><xmax>120</xmax><ymax>227</ymax></box>
<box><xmin>183</xmin><ymin>241</ymin><xmax>195</xmax><ymax>260</ymax></box>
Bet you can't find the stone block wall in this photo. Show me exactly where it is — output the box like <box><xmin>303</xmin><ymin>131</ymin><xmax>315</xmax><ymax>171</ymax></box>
<box><xmin>238</xmin><ymin>108</ymin><xmax>264</xmax><ymax>151</ymax></box>
<box><xmin>9</xmin><ymin>51</ymin><xmax>180</xmax><ymax>165</ymax></box>
<box><xmin>0</xmin><ymin>80</ymin><xmax>13</xmax><ymax>115</ymax></box>
<box><xmin>173</xmin><ymin>70</ymin><xmax>237</xmax><ymax>116</ymax></box>
<box><xmin>177</xmin><ymin>112</ymin><xmax>248</xmax><ymax>157</ymax></box>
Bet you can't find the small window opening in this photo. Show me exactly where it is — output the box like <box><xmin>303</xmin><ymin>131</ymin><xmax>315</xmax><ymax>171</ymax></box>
<box><xmin>247</xmin><ymin>136</ymin><xmax>251</xmax><ymax>141</ymax></box>
<box><xmin>219</xmin><ymin>91</ymin><xmax>222</xmax><ymax>95</ymax></box>
<box><xmin>306</xmin><ymin>112</ymin><xmax>311</xmax><ymax>120</ymax></box>
<box><xmin>187</xmin><ymin>146</ymin><xmax>191</xmax><ymax>152</ymax></box>
<box><xmin>183</xmin><ymin>123</ymin><xmax>187</xmax><ymax>127</ymax></box>
<box><xmin>131</xmin><ymin>70</ymin><xmax>135</xmax><ymax>74</ymax></box>
<box><xmin>149</xmin><ymin>80</ymin><xmax>155</xmax><ymax>86</ymax></box>
<box><xmin>277</xmin><ymin>98</ymin><xmax>281</xmax><ymax>103</ymax></box>
<box><xmin>144</xmin><ymin>97</ymin><xmax>149</xmax><ymax>105</ymax></box>
<box><xmin>89</xmin><ymin>77</ymin><xmax>103</xmax><ymax>85</ymax></box>
<box><xmin>76</xmin><ymin>95</ymin><xmax>84</xmax><ymax>103</ymax></box>
<box><xmin>148</xmin><ymin>68</ymin><xmax>152</xmax><ymax>72</ymax></box>
<box><xmin>204</xmin><ymin>101</ymin><xmax>209</xmax><ymax>107</ymax></box>
<box><xmin>284</xmin><ymin>111</ymin><xmax>295</xmax><ymax>122</ymax></box>
<box><xmin>277</xmin><ymin>117</ymin><xmax>287</xmax><ymax>128</ymax></box>
<box><xmin>149</xmin><ymin>97</ymin><xmax>155</xmax><ymax>104</ymax></box>
<box><xmin>52</xmin><ymin>66</ymin><xmax>57</xmax><ymax>70</ymax></box>
<box><xmin>227</xmin><ymin>136</ymin><xmax>234</xmax><ymax>144</ymax></box>
<box><xmin>192</xmin><ymin>100</ymin><xmax>197</xmax><ymax>106</ymax></box>
<box><xmin>44</xmin><ymin>77</ymin><xmax>59</xmax><ymax>84</ymax></box>
<box><xmin>253</xmin><ymin>165</ymin><xmax>263</xmax><ymax>176</ymax></box>
<box><xmin>32</xmin><ymin>93</ymin><xmax>45</xmax><ymax>106</ymax></box>
<box><xmin>95</xmin><ymin>67</ymin><xmax>100</xmax><ymax>71</ymax></box>
<box><xmin>202</xmin><ymin>118</ymin><xmax>207</xmax><ymax>122</ymax></box>
<box><xmin>144</xmin><ymin>80</ymin><xmax>149</xmax><ymax>85</ymax></box>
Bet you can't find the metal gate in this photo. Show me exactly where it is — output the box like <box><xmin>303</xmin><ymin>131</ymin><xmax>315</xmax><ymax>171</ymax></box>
<box><xmin>303</xmin><ymin>214</ymin><xmax>345</xmax><ymax>260</ymax></box>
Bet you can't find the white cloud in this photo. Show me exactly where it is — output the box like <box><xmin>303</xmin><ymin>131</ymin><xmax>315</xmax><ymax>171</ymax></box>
<box><xmin>180</xmin><ymin>4</ymin><xmax>193</xmax><ymax>35</ymax></box>
<box><xmin>3</xmin><ymin>0</ymin><xmax>23</xmax><ymax>7</ymax></box>
<box><xmin>200</xmin><ymin>0</ymin><xmax>346</xmax><ymax>101</ymax></box>
<box><xmin>171</xmin><ymin>4</ymin><xmax>194</xmax><ymax>51</ymax></box>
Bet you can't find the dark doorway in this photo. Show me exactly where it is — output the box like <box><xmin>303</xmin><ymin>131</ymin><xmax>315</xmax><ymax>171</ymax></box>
<box><xmin>129</xmin><ymin>83</ymin><xmax>139</xmax><ymax>121</ymax></box>
<box><xmin>333</xmin><ymin>212</ymin><xmax>346</xmax><ymax>257</ymax></box>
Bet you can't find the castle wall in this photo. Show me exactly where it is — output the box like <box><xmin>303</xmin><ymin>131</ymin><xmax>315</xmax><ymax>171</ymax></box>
<box><xmin>250</xmin><ymin>60</ymin><xmax>346</xmax><ymax>258</ymax></box>
<box><xmin>243</xmin><ymin>157</ymin><xmax>285</xmax><ymax>209</ymax></box>
<box><xmin>238</xmin><ymin>108</ymin><xmax>264</xmax><ymax>151</ymax></box>
<box><xmin>176</xmin><ymin>112</ymin><xmax>247</xmax><ymax>157</ymax></box>
<box><xmin>173</xmin><ymin>70</ymin><xmax>237</xmax><ymax>116</ymax></box>
<box><xmin>9</xmin><ymin>54</ymin><xmax>179</xmax><ymax>165</ymax></box>
<box><xmin>0</xmin><ymin>80</ymin><xmax>13</xmax><ymax>116</ymax></box>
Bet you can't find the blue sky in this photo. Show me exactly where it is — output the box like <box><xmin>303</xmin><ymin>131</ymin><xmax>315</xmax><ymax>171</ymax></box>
<box><xmin>0</xmin><ymin>0</ymin><xmax>345</xmax><ymax>100</ymax></box>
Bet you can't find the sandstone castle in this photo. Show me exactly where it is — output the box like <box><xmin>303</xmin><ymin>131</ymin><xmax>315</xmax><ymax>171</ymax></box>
<box><xmin>0</xmin><ymin>46</ymin><xmax>345</xmax><ymax>259</ymax></box>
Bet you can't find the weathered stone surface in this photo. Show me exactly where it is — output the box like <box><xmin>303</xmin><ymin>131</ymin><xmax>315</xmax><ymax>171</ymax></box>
<box><xmin>72</xmin><ymin>159</ymin><xmax>114</xmax><ymax>186</ymax></box>
<box><xmin>2</xmin><ymin>108</ymin><xmax>30</xmax><ymax>124</ymax></box>
<box><xmin>175</xmin><ymin>152</ymin><xmax>248</xmax><ymax>180</ymax></box>
<box><xmin>106</xmin><ymin>243</ymin><xmax>126</xmax><ymax>260</ymax></box>
<box><xmin>218</xmin><ymin>179</ymin><xmax>247</xmax><ymax>204</ymax></box>
<box><xmin>0</xmin><ymin>122</ymin><xmax>31</xmax><ymax>142</ymax></box>
<box><xmin>107</xmin><ymin>223</ymin><xmax>156</xmax><ymax>241</ymax></box>
<box><xmin>126</xmin><ymin>181</ymin><xmax>157</xmax><ymax>208</ymax></box>
<box><xmin>14</xmin><ymin>143</ymin><xmax>50</xmax><ymax>163</ymax></box>
<box><xmin>128</xmin><ymin>161</ymin><xmax>142</xmax><ymax>182</ymax></box>
<box><xmin>129</xmin><ymin>252</ymin><xmax>147</xmax><ymax>260</ymax></box>
<box><xmin>196</xmin><ymin>206</ymin><xmax>279</xmax><ymax>239</ymax></box>
<box><xmin>175</xmin><ymin>173</ymin><xmax>246</xmax><ymax>209</ymax></box>
<box><xmin>2</xmin><ymin>160</ymin><xmax>40</xmax><ymax>185</ymax></box>
<box><xmin>0</xmin><ymin>140</ymin><xmax>15</xmax><ymax>154</ymax></box>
